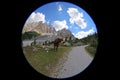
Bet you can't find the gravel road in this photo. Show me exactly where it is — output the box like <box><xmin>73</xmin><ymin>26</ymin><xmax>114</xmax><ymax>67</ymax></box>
<box><xmin>50</xmin><ymin>45</ymin><xmax>93</xmax><ymax>79</ymax></box>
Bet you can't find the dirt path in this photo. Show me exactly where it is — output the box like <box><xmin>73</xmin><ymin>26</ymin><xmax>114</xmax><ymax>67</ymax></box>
<box><xmin>50</xmin><ymin>45</ymin><xmax>93</xmax><ymax>79</ymax></box>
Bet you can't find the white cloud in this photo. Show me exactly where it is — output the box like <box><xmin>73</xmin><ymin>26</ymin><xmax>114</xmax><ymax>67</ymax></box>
<box><xmin>58</xmin><ymin>5</ymin><xmax>62</xmax><ymax>11</ymax></box>
<box><xmin>67</xmin><ymin>8</ymin><xmax>87</xmax><ymax>29</ymax></box>
<box><xmin>75</xmin><ymin>28</ymin><xmax>94</xmax><ymax>39</ymax></box>
<box><xmin>53</xmin><ymin>20</ymin><xmax>68</xmax><ymax>31</ymax></box>
<box><xmin>26</xmin><ymin>12</ymin><xmax>46</xmax><ymax>23</ymax></box>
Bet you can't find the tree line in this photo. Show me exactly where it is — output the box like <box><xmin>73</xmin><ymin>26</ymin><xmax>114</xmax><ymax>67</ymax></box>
<box><xmin>22</xmin><ymin>31</ymin><xmax>40</xmax><ymax>40</ymax></box>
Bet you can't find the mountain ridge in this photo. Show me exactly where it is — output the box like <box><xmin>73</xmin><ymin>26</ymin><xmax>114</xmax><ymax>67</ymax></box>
<box><xmin>23</xmin><ymin>21</ymin><xmax>75</xmax><ymax>40</ymax></box>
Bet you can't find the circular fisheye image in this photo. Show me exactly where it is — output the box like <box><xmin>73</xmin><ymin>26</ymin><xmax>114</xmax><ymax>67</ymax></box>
<box><xmin>22</xmin><ymin>1</ymin><xmax>98</xmax><ymax>79</ymax></box>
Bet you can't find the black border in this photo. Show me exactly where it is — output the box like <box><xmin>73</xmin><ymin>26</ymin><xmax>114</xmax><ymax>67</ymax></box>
<box><xmin>13</xmin><ymin>0</ymin><xmax>116</xmax><ymax>80</ymax></box>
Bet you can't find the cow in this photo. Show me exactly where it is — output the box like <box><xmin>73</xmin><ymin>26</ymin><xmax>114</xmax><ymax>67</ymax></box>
<box><xmin>53</xmin><ymin>38</ymin><xmax>63</xmax><ymax>51</ymax></box>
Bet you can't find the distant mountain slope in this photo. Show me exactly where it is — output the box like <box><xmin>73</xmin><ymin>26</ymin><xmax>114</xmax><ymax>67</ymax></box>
<box><xmin>22</xmin><ymin>21</ymin><xmax>76</xmax><ymax>41</ymax></box>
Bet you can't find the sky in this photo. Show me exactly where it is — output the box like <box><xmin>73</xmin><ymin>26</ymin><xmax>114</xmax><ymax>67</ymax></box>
<box><xmin>25</xmin><ymin>2</ymin><xmax>97</xmax><ymax>39</ymax></box>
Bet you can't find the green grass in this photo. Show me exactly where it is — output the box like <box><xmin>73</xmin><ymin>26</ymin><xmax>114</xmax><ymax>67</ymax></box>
<box><xmin>23</xmin><ymin>45</ymin><xmax>71</xmax><ymax>76</ymax></box>
<box><xmin>85</xmin><ymin>45</ymin><xmax>97</xmax><ymax>57</ymax></box>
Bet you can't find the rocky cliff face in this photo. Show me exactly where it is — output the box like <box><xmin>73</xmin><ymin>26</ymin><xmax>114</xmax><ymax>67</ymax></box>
<box><xmin>23</xmin><ymin>21</ymin><xmax>56</xmax><ymax>35</ymax></box>
<box><xmin>57</xmin><ymin>28</ymin><xmax>75</xmax><ymax>40</ymax></box>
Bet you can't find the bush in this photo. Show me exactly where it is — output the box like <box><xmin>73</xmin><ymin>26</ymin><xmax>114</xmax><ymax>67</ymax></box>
<box><xmin>89</xmin><ymin>38</ymin><xmax>98</xmax><ymax>48</ymax></box>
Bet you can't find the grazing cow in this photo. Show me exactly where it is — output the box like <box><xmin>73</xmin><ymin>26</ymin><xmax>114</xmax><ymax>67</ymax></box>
<box><xmin>54</xmin><ymin>38</ymin><xmax>63</xmax><ymax>51</ymax></box>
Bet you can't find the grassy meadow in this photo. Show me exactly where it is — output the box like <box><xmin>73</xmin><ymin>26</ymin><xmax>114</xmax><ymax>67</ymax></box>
<box><xmin>23</xmin><ymin>45</ymin><xmax>71</xmax><ymax>76</ymax></box>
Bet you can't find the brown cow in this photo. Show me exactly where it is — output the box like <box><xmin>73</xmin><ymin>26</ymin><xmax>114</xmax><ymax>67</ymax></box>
<box><xmin>54</xmin><ymin>38</ymin><xmax>63</xmax><ymax>51</ymax></box>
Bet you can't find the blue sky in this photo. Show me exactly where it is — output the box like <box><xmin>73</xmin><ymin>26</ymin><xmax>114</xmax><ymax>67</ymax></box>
<box><xmin>26</xmin><ymin>2</ymin><xmax>97</xmax><ymax>39</ymax></box>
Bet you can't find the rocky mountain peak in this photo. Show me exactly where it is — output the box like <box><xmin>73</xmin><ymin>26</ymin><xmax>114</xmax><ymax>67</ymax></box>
<box><xmin>23</xmin><ymin>22</ymin><xmax>76</xmax><ymax>41</ymax></box>
<box><xmin>57</xmin><ymin>28</ymin><xmax>75</xmax><ymax>40</ymax></box>
<box><xmin>23</xmin><ymin>21</ymin><xmax>56</xmax><ymax>35</ymax></box>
